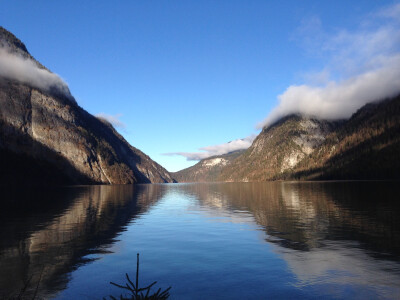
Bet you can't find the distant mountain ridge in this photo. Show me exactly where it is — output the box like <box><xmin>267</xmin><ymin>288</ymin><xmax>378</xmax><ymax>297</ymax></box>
<box><xmin>172</xmin><ymin>150</ymin><xmax>244</xmax><ymax>182</ymax></box>
<box><xmin>0</xmin><ymin>27</ymin><xmax>174</xmax><ymax>185</ymax></box>
<box><xmin>175</xmin><ymin>95</ymin><xmax>400</xmax><ymax>182</ymax></box>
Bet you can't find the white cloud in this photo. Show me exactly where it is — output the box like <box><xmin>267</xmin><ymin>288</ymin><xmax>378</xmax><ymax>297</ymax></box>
<box><xmin>0</xmin><ymin>46</ymin><xmax>75</xmax><ymax>102</ymax></box>
<box><xmin>164</xmin><ymin>134</ymin><xmax>257</xmax><ymax>161</ymax></box>
<box><xmin>95</xmin><ymin>113</ymin><xmax>126</xmax><ymax>129</ymax></box>
<box><xmin>258</xmin><ymin>3</ymin><xmax>400</xmax><ymax>129</ymax></box>
<box><xmin>258</xmin><ymin>55</ymin><xmax>400</xmax><ymax>128</ymax></box>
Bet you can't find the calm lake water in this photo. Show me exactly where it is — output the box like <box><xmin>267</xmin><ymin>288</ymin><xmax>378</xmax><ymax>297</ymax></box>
<box><xmin>0</xmin><ymin>182</ymin><xmax>399</xmax><ymax>299</ymax></box>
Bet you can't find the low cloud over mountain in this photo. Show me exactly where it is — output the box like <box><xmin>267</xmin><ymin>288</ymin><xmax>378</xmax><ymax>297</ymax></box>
<box><xmin>0</xmin><ymin>46</ymin><xmax>74</xmax><ymax>102</ymax></box>
<box><xmin>258</xmin><ymin>3</ymin><xmax>400</xmax><ymax>128</ymax></box>
<box><xmin>164</xmin><ymin>134</ymin><xmax>256</xmax><ymax>161</ymax></box>
<box><xmin>95</xmin><ymin>113</ymin><xmax>126</xmax><ymax>129</ymax></box>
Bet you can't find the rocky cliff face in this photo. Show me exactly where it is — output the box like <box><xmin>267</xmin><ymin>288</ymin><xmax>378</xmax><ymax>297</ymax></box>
<box><xmin>218</xmin><ymin>116</ymin><xmax>339</xmax><ymax>181</ymax></box>
<box><xmin>0</xmin><ymin>27</ymin><xmax>174</xmax><ymax>185</ymax></box>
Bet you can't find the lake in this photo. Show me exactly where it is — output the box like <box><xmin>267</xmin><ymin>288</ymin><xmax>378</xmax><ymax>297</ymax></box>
<box><xmin>0</xmin><ymin>182</ymin><xmax>399</xmax><ymax>299</ymax></box>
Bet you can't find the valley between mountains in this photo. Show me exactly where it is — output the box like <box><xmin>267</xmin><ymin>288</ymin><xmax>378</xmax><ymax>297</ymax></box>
<box><xmin>1</xmin><ymin>26</ymin><xmax>399</xmax><ymax>185</ymax></box>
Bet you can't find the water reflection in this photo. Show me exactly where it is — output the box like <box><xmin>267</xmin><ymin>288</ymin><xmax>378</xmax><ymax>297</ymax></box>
<box><xmin>182</xmin><ymin>182</ymin><xmax>400</xmax><ymax>298</ymax></box>
<box><xmin>0</xmin><ymin>184</ymin><xmax>166</xmax><ymax>299</ymax></box>
<box><xmin>185</xmin><ymin>182</ymin><xmax>400</xmax><ymax>254</ymax></box>
<box><xmin>1</xmin><ymin>182</ymin><xmax>399</xmax><ymax>299</ymax></box>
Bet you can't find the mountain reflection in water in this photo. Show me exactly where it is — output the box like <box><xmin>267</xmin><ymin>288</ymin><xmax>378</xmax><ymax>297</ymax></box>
<box><xmin>0</xmin><ymin>182</ymin><xmax>399</xmax><ymax>299</ymax></box>
<box><xmin>0</xmin><ymin>185</ymin><xmax>167</xmax><ymax>299</ymax></box>
<box><xmin>182</xmin><ymin>182</ymin><xmax>400</xmax><ymax>298</ymax></box>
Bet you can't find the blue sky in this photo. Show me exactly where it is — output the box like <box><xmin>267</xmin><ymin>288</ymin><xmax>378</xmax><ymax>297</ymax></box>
<box><xmin>1</xmin><ymin>1</ymin><xmax>399</xmax><ymax>171</ymax></box>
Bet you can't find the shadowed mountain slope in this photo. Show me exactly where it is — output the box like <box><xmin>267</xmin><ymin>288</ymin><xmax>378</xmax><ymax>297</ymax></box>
<box><xmin>290</xmin><ymin>95</ymin><xmax>400</xmax><ymax>180</ymax></box>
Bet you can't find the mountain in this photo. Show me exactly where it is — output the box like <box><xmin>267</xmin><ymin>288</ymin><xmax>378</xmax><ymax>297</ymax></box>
<box><xmin>219</xmin><ymin>116</ymin><xmax>340</xmax><ymax>181</ymax></box>
<box><xmin>0</xmin><ymin>27</ymin><xmax>174</xmax><ymax>185</ymax></box>
<box><xmin>176</xmin><ymin>95</ymin><xmax>400</xmax><ymax>182</ymax></box>
<box><xmin>172</xmin><ymin>150</ymin><xmax>244</xmax><ymax>182</ymax></box>
<box><xmin>290</xmin><ymin>95</ymin><xmax>400</xmax><ymax>180</ymax></box>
